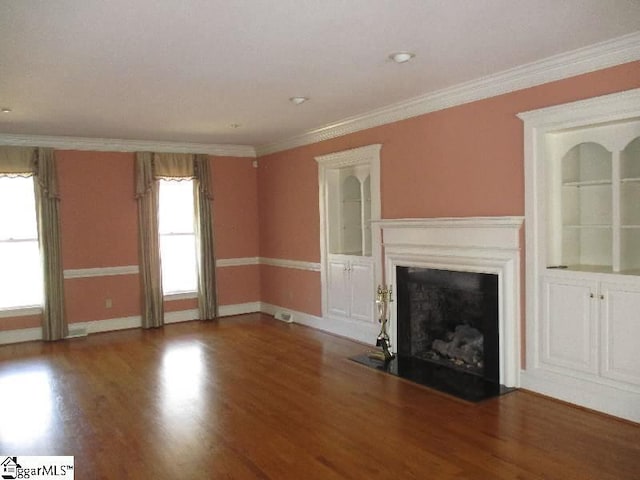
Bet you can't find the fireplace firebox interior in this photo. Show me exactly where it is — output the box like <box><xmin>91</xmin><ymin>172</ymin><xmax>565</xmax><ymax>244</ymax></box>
<box><xmin>397</xmin><ymin>267</ymin><xmax>499</xmax><ymax>383</ymax></box>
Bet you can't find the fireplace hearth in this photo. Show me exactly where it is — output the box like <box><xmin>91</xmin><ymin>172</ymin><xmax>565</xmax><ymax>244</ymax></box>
<box><xmin>352</xmin><ymin>267</ymin><xmax>512</xmax><ymax>402</ymax></box>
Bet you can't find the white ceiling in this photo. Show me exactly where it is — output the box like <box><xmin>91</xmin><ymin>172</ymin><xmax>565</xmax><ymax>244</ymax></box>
<box><xmin>1</xmin><ymin>0</ymin><xmax>639</xmax><ymax>148</ymax></box>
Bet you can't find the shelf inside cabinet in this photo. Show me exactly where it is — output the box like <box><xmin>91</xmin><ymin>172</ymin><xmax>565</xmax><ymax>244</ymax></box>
<box><xmin>562</xmin><ymin>179</ymin><xmax>612</xmax><ymax>187</ymax></box>
<box><xmin>563</xmin><ymin>224</ymin><xmax>611</xmax><ymax>229</ymax></box>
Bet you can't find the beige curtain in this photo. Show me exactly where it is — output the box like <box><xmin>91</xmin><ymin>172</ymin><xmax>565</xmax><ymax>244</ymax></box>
<box><xmin>154</xmin><ymin>153</ymin><xmax>194</xmax><ymax>178</ymax></box>
<box><xmin>0</xmin><ymin>146</ymin><xmax>34</xmax><ymax>175</ymax></box>
<box><xmin>194</xmin><ymin>154</ymin><xmax>218</xmax><ymax>320</ymax></box>
<box><xmin>33</xmin><ymin>149</ymin><xmax>68</xmax><ymax>341</ymax></box>
<box><xmin>135</xmin><ymin>152</ymin><xmax>164</xmax><ymax>328</ymax></box>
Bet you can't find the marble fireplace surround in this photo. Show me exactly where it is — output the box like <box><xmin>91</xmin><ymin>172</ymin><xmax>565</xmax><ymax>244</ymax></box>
<box><xmin>377</xmin><ymin>217</ymin><xmax>524</xmax><ymax>387</ymax></box>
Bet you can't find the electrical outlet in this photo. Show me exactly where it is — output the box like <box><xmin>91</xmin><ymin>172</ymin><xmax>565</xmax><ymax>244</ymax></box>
<box><xmin>105</xmin><ymin>298</ymin><xmax>113</xmax><ymax>308</ymax></box>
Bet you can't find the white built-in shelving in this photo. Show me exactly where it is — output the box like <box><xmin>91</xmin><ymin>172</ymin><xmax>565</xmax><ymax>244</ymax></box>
<box><xmin>520</xmin><ymin>88</ymin><xmax>640</xmax><ymax>423</ymax></box>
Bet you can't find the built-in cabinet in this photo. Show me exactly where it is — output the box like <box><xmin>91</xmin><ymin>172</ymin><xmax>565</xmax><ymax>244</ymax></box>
<box><xmin>542</xmin><ymin>275</ymin><xmax>640</xmax><ymax>387</ymax></box>
<box><xmin>521</xmin><ymin>88</ymin><xmax>640</xmax><ymax>422</ymax></box>
<box><xmin>327</xmin><ymin>255</ymin><xmax>374</xmax><ymax>322</ymax></box>
<box><xmin>316</xmin><ymin>145</ymin><xmax>381</xmax><ymax>344</ymax></box>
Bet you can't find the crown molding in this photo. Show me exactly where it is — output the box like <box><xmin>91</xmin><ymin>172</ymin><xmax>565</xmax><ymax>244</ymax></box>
<box><xmin>256</xmin><ymin>32</ymin><xmax>640</xmax><ymax>156</ymax></box>
<box><xmin>517</xmin><ymin>87</ymin><xmax>640</xmax><ymax>127</ymax></box>
<box><xmin>0</xmin><ymin>133</ymin><xmax>257</xmax><ymax>158</ymax></box>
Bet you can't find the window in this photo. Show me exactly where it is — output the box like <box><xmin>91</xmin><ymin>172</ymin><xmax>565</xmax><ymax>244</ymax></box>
<box><xmin>158</xmin><ymin>179</ymin><xmax>198</xmax><ymax>294</ymax></box>
<box><xmin>0</xmin><ymin>176</ymin><xmax>43</xmax><ymax>309</ymax></box>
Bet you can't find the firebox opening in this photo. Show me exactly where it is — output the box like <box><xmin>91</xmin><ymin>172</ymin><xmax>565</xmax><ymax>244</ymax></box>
<box><xmin>396</xmin><ymin>267</ymin><xmax>499</xmax><ymax>384</ymax></box>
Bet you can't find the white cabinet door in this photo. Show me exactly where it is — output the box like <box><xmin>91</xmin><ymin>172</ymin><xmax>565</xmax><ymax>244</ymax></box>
<box><xmin>327</xmin><ymin>259</ymin><xmax>349</xmax><ymax>317</ymax></box>
<box><xmin>600</xmin><ymin>281</ymin><xmax>640</xmax><ymax>386</ymax></box>
<box><xmin>541</xmin><ymin>276</ymin><xmax>598</xmax><ymax>375</ymax></box>
<box><xmin>349</xmin><ymin>260</ymin><xmax>374</xmax><ymax>323</ymax></box>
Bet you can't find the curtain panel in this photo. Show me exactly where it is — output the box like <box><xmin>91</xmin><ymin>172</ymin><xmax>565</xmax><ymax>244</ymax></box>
<box><xmin>135</xmin><ymin>152</ymin><xmax>218</xmax><ymax>327</ymax></box>
<box><xmin>0</xmin><ymin>146</ymin><xmax>68</xmax><ymax>341</ymax></box>
<box><xmin>34</xmin><ymin>148</ymin><xmax>68</xmax><ymax>340</ymax></box>
<box><xmin>135</xmin><ymin>152</ymin><xmax>165</xmax><ymax>328</ymax></box>
<box><xmin>194</xmin><ymin>154</ymin><xmax>217</xmax><ymax>320</ymax></box>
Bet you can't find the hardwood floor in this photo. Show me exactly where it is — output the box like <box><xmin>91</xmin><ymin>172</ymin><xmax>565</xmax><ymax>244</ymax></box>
<box><xmin>0</xmin><ymin>314</ymin><xmax>638</xmax><ymax>479</ymax></box>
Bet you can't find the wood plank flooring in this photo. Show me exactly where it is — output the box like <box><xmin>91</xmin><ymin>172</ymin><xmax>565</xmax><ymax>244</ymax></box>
<box><xmin>0</xmin><ymin>314</ymin><xmax>638</xmax><ymax>479</ymax></box>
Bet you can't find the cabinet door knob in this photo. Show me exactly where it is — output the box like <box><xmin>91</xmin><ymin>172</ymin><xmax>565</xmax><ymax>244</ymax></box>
<box><xmin>589</xmin><ymin>293</ymin><xmax>594</xmax><ymax>298</ymax></box>
<box><xmin>599</xmin><ymin>294</ymin><xmax>605</xmax><ymax>300</ymax></box>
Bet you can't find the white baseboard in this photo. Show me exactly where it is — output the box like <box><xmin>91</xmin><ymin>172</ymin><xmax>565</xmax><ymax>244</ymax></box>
<box><xmin>520</xmin><ymin>369</ymin><xmax>640</xmax><ymax>423</ymax></box>
<box><xmin>84</xmin><ymin>315</ymin><xmax>142</xmax><ymax>333</ymax></box>
<box><xmin>0</xmin><ymin>327</ymin><xmax>43</xmax><ymax>345</ymax></box>
<box><xmin>0</xmin><ymin>302</ymin><xmax>261</xmax><ymax>345</ymax></box>
<box><xmin>218</xmin><ymin>302</ymin><xmax>261</xmax><ymax>317</ymax></box>
<box><xmin>260</xmin><ymin>303</ymin><xmax>376</xmax><ymax>345</ymax></box>
<box><xmin>0</xmin><ymin>302</ymin><xmax>378</xmax><ymax>348</ymax></box>
<box><xmin>165</xmin><ymin>309</ymin><xmax>199</xmax><ymax>324</ymax></box>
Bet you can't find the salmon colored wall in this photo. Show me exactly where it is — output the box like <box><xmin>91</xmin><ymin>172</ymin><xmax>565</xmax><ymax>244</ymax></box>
<box><xmin>2</xmin><ymin>152</ymin><xmax>260</xmax><ymax>335</ymax></box>
<box><xmin>257</xmin><ymin>151</ymin><xmax>320</xmax><ymax>262</ymax></box>
<box><xmin>57</xmin><ymin>151</ymin><xmax>138</xmax><ymax>268</ymax></box>
<box><xmin>212</xmin><ymin>156</ymin><xmax>259</xmax><ymax>259</ymax></box>
<box><xmin>65</xmin><ymin>275</ymin><xmax>140</xmax><ymax>323</ymax></box>
<box><xmin>0</xmin><ymin>315</ymin><xmax>41</xmax><ymax>332</ymax></box>
<box><xmin>257</xmin><ymin>61</ymin><xmax>640</xmax><ymax>317</ymax></box>
<box><xmin>260</xmin><ymin>265</ymin><xmax>321</xmax><ymax>317</ymax></box>
<box><xmin>165</xmin><ymin>298</ymin><xmax>198</xmax><ymax>313</ymax></box>
<box><xmin>217</xmin><ymin>265</ymin><xmax>261</xmax><ymax>306</ymax></box>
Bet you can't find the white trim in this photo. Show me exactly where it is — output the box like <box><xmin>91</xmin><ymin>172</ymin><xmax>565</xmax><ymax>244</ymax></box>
<box><xmin>0</xmin><ymin>327</ymin><xmax>42</xmax><ymax>345</ymax></box>
<box><xmin>216</xmin><ymin>257</ymin><xmax>260</xmax><ymax>267</ymax></box>
<box><xmin>517</xmin><ymin>88</ymin><xmax>640</xmax><ymax>126</ymax></box>
<box><xmin>84</xmin><ymin>315</ymin><xmax>142</xmax><ymax>333</ymax></box>
<box><xmin>164</xmin><ymin>291</ymin><xmax>198</xmax><ymax>301</ymax></box>
<box><xmin>256</xmin><ymin>32</ymin><xmax>640</xmax><ymax>156</ymax></box>
<box><xmin>165</xmin><ymin>309</ymin><xmax>200</xmax><ymax>324</ymax></box>
<box><xmin>521</xmin><ymin>369</ymin><xmax>640</xmax><ymax>423</ymax></box>
<box><xmin>259</xmin><ymin>257</ymin><xmax>321</xmax><ymax>272</ymax></box>
<box><xmin>218</xmin><ymin>301</ymin><xmax>261</xmax><ymax>317</ymax></box>
<box><xmin>63</xmin><ymin>265</ymin><xmax>139</xmax><ymax>279</ymax></box>
<box><xmin>315</xmin><ymin>145</ymin><xmax>383</xmax><ymax>340</ymax></box>
<box><xmin>61</xmin><ymin>258</ymin><xmax>316</xmax><ymax>278</ymax></box>
<box><xmin>260</xmin><ymin>302</ymin><xmax>376</xmax><ymax>345</ymax></box>
<box><xmin>0</xmin><ymin>134</ymin><xmax>256</xmax><ymax>158</ymax></box>
<box><xmin>0</xmin><ymin>306</ymin><xmax>42</xmax><ymax>318</ymax></box>
<box><xmin>380</xmin><ymin>217</ymin><xmax>523</xmax><ymax>388</ymax></box>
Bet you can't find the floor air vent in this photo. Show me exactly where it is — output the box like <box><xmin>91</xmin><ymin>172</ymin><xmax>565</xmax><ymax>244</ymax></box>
<box><xmin>274</xmin><ymin>311</ymin><xmax>294</xmax><ymax>323</ymax></box>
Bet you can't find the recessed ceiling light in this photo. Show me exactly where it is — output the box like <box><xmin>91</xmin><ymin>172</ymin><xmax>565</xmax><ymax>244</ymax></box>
<box><xmin>289</xmin><ymin>96</ymin><xmax>309</xmax><ymax>105</ymax></box>
<box><xmin>1</xmin><ymin>108</ymin><xmax>11</xmax><ymax>113</ymax></box>
<box><xmin>389</xmin><ymin>52</ymin><xmax>415</xmax><ymax>64</ymax></box>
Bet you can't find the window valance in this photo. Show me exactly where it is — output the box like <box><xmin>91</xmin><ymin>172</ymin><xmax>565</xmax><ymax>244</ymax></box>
<box><xmin>0</xmin><ymin>146</ymin><xmax>35</xmax><ymax>176</ymax></box>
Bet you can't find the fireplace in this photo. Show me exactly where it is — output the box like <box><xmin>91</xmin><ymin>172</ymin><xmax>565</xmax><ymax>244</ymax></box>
<box><xmin>351</xmin><ymin>217</ymin><xmax>523</xmax><ymax>400</ymax></box>
<box><xmin>396</xmin><ymin>267</ymin><xmax>499</xmax><ymax>383</ymax></box>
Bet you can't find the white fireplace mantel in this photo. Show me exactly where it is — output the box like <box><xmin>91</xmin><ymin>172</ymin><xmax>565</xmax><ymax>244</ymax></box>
<box><xmin>375</xmin><ymin>217</ymin><xmax>524</xmax><ymax>387</ymax></box>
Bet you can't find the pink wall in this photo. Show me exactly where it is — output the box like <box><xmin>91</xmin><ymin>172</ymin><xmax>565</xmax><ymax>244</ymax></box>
<box><xmin>212</xmin><ymin>156</ymin><xmax>259</xmax><ymax>259</ymax></box>
<box><xmin>259</xmin><ymin>265</ymin><xmax>321</xmax><ymax>316</ymax></box>
<box><xmin>257</xmin><ymin>61</ymin><xmax>640</xmax><ymax>317</ymax></box>
<box><xmin>57</xmin><ymin>151</ymin><xmax>138</xmax><ymax>268</ymax></box>
<box><xmin>2</xmin><ymin>152</ymin><xmax>260</xmax><ymax>334</ymax></box>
